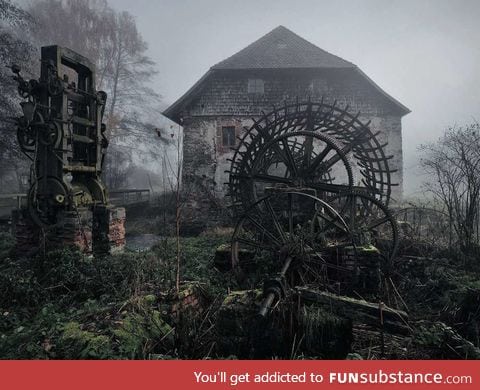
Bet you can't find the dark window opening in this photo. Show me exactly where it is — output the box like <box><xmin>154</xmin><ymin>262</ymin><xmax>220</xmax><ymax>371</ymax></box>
<box><xmin>222</xmin><ymin>126</ymin><xmax>236</xmax><ymax>147</ymax></box>
<box><xmin>248</xmin><ymin>79</ymin><xmax>264</xmax><ymax>94</ymax></box>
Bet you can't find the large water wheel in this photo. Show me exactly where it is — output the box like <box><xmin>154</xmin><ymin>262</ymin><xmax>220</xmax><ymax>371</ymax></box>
<box><xmin>226</xmin><ymin>100</ymin><xmax>400</xmax><ymax>310</ymax></box>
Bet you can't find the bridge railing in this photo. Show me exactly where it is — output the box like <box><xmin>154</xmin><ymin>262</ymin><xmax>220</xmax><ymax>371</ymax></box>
<box><xmin>0</xmin><ymin>189</ymin><xmax>150</xmax><ymax>217</ymax></box>
<box><xmin>0</xmin><ymin>193</ymin><xmax>27</xmax><ymax>218</ymax></box>
<box><xmin>109</xmin><ymin>189</ymin><xmax>151</xmax><ymax>206</ymax></box>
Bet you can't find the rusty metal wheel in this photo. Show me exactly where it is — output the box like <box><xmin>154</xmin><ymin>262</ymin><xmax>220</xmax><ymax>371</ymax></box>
<box><xmin>229</xmin><ymin>130</ymin><xmax>354</xmax><ymax>207</ymax></box>
<box><xmin>325</xmin><ymin>191</ymin><xmax>399</xmax><ymax>269</ymax></box>
<box><xmin>231</xmin><ymin>191</ymin><xmax>352</xmax><ymax>287</ymax></box>
<box><xmin>228</xmin><ymin>100</ymin><xmax>397</xmax><ymax>217</ymax></box>
<box><xmin>27</xmin><ymin>176</ymin><xmax>69</xmax><ymax>229</ymax></box>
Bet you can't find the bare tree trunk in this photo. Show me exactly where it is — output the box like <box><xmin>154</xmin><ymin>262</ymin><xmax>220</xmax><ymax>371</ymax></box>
<box><xmin>175</xmin><ymin>191</ymin><xmax>181</xmax><ymax>294</ymax></box>
<box><xmin>107</xmin><ymin>38</ymin><xmax>122</xmax><ymax>135</ymax></box>
<box><xmin>174</xmin><ymin>132</ymin><xmax>182</xmax><ymax>294</ymax></box>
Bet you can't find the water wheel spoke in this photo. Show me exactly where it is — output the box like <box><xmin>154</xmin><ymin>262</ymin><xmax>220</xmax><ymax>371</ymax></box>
<box><xmin>339</xmin><ymin>131</ymin><xmax>368</xmax><ymax>155</ymax></box>
<box><xmin>348</xmin><ymin>194</ymin><xmax>357</xmax><ymax>229</ymax></box>
<box><xmin>359</xmin><ymin>195</ymin><xmax>373</xmax><ymax>216</ymax></box>
<box><xmin>367</xmin><ymin>215</ymin><xmax>391</xmax><ymax>230</ymax></box>
<box><xmin>269</xmin><ymin>142</ymin><xmax>296</xmax><ymax>175</ymax></box>
<box><xmin>288</xmin><ymin>192</ymin><xmax>294</xmax><ymax>234</ymax></box>
<box><xmin>246</xmin><ymin>215</ymin><xmax>281</xmax><ymax>246</ymax></box>
<box><xmin>306</xmin><ymin>145</ymin><xmax>333</xmax><ymax>173</ymax></box>
<box><xmin>231</xmin><ymin>171</ymin><xmax>293</xmax><ymax>185</ymax></box>
<box><xmin>309</xmin><ymin>182</ymin><xmax>352</xmax><ymax>194</ymax></box>
<box><xmin>263</xmin><ymin>198</ymin><xmax>287</xmax><ymax>243</ymax></box>
<box><xmin>280</xmin><ymin>138</ymin><xmax>299</xmax><ymax>176</ymax></box>
<box><xmin>303</xmin><ymin>136</ymin><xmax>314</xmax><ymax>168</ymax></box>
<box><xmin>315</xmin><ymin>214</ymin><xmax>349</xmax><ymax>234</ymax></box>
<box><xmin>321</xmin><ymin>134</ymin><xmax>367</xmax><ymax>171</ymax></box>
<box><xmin>252</xmin><ymin>173</ymin><xmax>293</xmax><ymax>185</ymax></box>
<box><xmin>236</xmin><ymin>237</ymin><xmax>273</xmax><ymax>251</ymax></box>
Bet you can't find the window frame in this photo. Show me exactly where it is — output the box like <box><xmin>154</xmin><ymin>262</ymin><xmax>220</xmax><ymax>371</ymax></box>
<box><xmin>221</xmin><ymin>126</ymin><xmax>236</xmax><ymax>147</ymax></box>
<box><xmin>247</xmin><ymin>78</ymin><xmax>265</xmax><ymax>94</ymax></box>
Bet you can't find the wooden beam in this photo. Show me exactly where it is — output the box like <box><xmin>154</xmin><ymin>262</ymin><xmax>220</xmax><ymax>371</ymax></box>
<box><xmin>296</xmin><ymin>287</ymin><xmax>410</xmax><ymax>335</ymax></box>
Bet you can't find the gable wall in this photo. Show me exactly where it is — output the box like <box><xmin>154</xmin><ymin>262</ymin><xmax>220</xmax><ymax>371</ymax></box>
<box><xmin>186</xmin><ymin>69</ymin><xmax>401</xmax><ymax>117</ymax></box>
<box><xmin>180</xmin><ymin>69</ymin><xmax>404</xmax><ymax>203</ymax></box>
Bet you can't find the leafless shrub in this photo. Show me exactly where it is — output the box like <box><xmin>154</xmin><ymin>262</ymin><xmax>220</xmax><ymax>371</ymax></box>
<box><xmin>420</xmin><ymin>123</ymin><xmax>480</xmax><ymax>253</ymax></box>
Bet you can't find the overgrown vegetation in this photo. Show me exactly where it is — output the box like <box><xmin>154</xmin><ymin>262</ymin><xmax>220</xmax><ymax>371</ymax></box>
<box><xmin>0</xmin><ymin>232</ymin><xmax>230</xmax><ymax>359</ymax></box>
<box><xmin>1</xmin><ymin>226</ymin><xmax>480</xmax><ymax>359</ymax></box>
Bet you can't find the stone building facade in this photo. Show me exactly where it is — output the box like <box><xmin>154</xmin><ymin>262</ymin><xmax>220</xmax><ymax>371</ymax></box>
<box><xmin>164</xmin><ymin>26</ymin><xmax>409</xmax><ymax>206</ymax></box>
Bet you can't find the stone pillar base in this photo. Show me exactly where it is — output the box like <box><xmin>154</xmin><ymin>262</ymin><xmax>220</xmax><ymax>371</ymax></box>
<box><xmin>49</xmin><ymin>209</ymin><xmax>93</xmax><ymax>253</ymax></box>
<box><xmin>11</xmin><ymin>209</ymin><xmax>40</xmax><ymax>257</ymax></box>
<box><xmin>92</xmin><ymin>205</ymin><xmax>126</xmax><ymax>255</ymax></box>
<box><xmin>11</xmin><ymin>205</ymin><xmax>125</xmax><ymax>257</ymax></box>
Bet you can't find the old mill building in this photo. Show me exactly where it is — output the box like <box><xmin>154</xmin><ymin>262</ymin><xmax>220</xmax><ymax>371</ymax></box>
<box><xmin>164</xmin><ymin>25</ymin><xmax>410</xmax><ymax>204</ymax></box>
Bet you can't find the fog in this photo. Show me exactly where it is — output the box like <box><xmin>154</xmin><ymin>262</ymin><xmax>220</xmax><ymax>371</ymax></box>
<box><xmin>111</xmin><ymin>0</ymin><xmax>480</xmax><ymax>196</ymax></box>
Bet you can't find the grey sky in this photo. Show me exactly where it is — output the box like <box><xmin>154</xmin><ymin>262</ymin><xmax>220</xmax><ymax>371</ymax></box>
<box><xmin>111</xmin><ymin>0</ymin><xmax>480</xmax><ymax>195</ymax></box>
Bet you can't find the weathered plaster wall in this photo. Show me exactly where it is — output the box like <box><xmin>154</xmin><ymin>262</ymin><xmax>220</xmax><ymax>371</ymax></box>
<box><xmin>181</xmin><ymin>69</ymin><xmax>404</xmax><ymax>203</ymax></box>
<box><xmin>186</xmin><ymin>69</ymin><xmax>402</xmax><ymax>117</ymax></box>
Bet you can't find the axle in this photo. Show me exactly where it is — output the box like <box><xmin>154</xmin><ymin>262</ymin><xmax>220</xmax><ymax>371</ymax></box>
<box><xmin>258</xmin><ymin>255</ymin><xmax>292</xmax><ymax>317</ymax></box>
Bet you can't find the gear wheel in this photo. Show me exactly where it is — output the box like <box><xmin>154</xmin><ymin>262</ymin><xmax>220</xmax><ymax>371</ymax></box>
<box><xmin>27</xmin><ymin>176</ymin><xmax>69</xmax><ymax>229</ymax></box>
<box><xmin>228</xmin><ymin>101</ymin><xmax>396</xmax><ymax>216</ymax></box>
<box><xmin>228</xmin><ymin>130</ymin><xmax>354</xmax><ymax>214</ymax></box>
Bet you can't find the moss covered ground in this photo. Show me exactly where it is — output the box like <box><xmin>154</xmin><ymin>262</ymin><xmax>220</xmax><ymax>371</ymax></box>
<box><xmin>0</xmin><ymin>231</ymin><xmax>231</xmax><ymax>359</ymax></box>
<box><xmin>1</xmin><ymin>229</ymin><xmax>480</xmax><ymax>359</ymax></box>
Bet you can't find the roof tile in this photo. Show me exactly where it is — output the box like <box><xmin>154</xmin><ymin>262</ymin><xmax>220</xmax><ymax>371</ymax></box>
<box><xmin>211</xmin><ymin>25</ymin><xmax>355</xmax><ymax>70</ymax></box>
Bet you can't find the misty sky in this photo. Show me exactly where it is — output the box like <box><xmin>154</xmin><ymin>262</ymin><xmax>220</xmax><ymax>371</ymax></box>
<box><xmin>111</xmin><ymin>0</ymin><xmax>480</xmax><ymax>196</ymax></box>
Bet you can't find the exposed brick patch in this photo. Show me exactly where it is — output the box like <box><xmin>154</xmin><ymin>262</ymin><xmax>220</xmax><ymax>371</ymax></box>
<box><xmin>54</xmin><ymin>209</ymin><xmax>93</xmax><ymax>253</ymax></box>
<box><xmin>12</xmin><ymin>205</ymin><xmax>126</xmax><ymax>257</ymax></box>
<box><xmin>92</xmin><ymin>206</ymin><xmax>126</xmax><ymax>255</ymax></box>
<box><xmin>169</xmin><ymin>282</ymin><xmax>207</xmax><ymax>320</ymax></box>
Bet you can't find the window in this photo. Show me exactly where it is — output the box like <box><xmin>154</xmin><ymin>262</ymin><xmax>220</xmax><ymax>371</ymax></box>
<box><xmin>309</xmin><ymin>78</ymin><xmax>328</xmax><ymax>94</ymax></box>
<box><xmin>248</xmin><ymin>79</ymin><xmax>264</xmax><ymax>94</ymax></box>
<box><xmin>222</xmin><ymin>126</ymin><xmax>236</xmax><ymax>147</ymax></box>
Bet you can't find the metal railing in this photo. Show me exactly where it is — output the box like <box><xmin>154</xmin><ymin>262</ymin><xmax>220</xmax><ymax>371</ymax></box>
<box><xmin>108</xmin><ymin>189</ymin><xmax>151</xmax><ymax>206</ymax></box>
<box><xmin>0</xmin><ymin>193</ymin><xmax>27</xmax><ymax>217</ymax></box>
<box><xmin>0</xmin><ymin>189</ymin><xmax>150</xmax><ymax>217</ymax></box>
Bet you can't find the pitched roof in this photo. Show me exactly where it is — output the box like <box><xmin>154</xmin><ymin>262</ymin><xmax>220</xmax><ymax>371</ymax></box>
<box><xmin>164</xmin><ymin>26</ymin><xmax>410</xmax><ymax>120</ymax></box>
<box><xmin>212</xmin><ymin>25</ymin><xmax>355</xmax><ymax>70</ymax></box>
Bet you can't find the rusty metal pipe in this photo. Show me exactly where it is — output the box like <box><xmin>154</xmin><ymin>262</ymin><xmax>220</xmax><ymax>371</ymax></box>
<box><xmin>258</xmin><ymin>256</ymin><xmax>292</xmax><ymax>317</ymax></box>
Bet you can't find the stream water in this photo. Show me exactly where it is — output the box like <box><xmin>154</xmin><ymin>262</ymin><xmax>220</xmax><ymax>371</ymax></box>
<box><xmin>126</xmin><ymin>234</ymin><xmax>163</xmax><ymax>251</ymax></box>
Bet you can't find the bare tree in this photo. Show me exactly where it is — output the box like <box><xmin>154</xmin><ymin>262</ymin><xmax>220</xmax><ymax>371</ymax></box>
<box><xmin>158</xmin><ymin>126</ymin><xmax>183</xmax><ymax>294</ymax></box>
<box><xmin>27</xmin><ymin>0</ymin><xmax>165</xmax><ymax>186</ymax></box>
<box><xmin>28</xmin><ymin>0</ymin><xmax>160</xmax><ymax>132</ymax></box>
<box><xmin>173</xmin><ymin>132</ymin><xmax>183</xmax><ymax>294</ymax></box>
<box><xmin>0</xmin><ymin>0</ymin><xmax>35</xmax><ymax>192</ymax></box>
<box><xmin>420</xmin><ymin>123</ymin><xmax>480</xmax><ymax>252</ymax></box>
<box><xmin>102</xmin><ymin>11</ymin><xmax>159</xmax><ymax>132</ymax></box>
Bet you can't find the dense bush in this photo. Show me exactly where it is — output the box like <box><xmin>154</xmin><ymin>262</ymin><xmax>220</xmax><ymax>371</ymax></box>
<box><xmin>0</xmin><ymin>233</ymin><xmax>229</xmax><ymax>359</ymax></box>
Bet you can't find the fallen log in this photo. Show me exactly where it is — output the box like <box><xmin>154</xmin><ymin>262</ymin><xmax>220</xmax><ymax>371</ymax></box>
<box><xmin>296</xmin><ymin>287</ymin><xmax>410</xmax><ymax>335</ymax></box>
